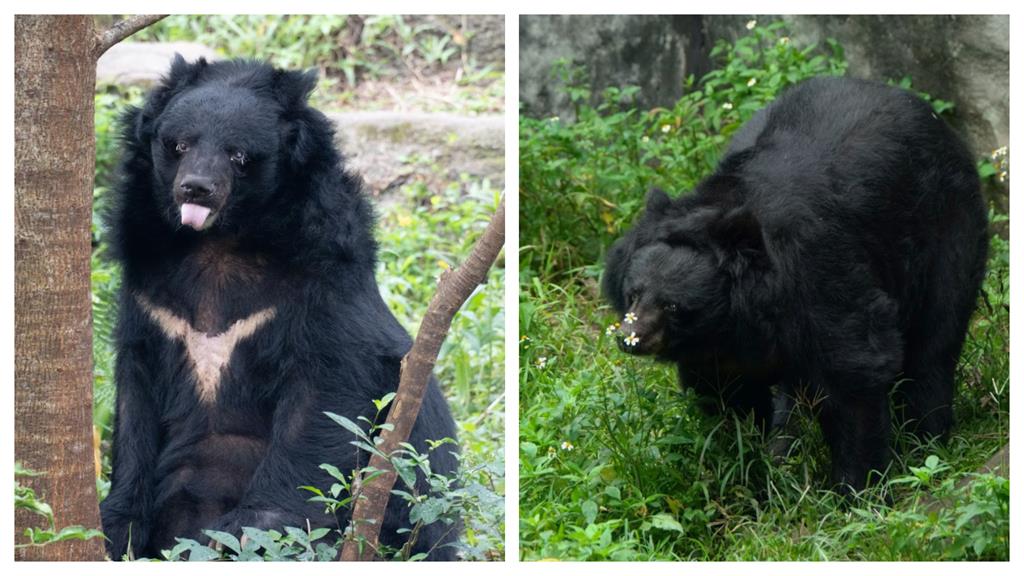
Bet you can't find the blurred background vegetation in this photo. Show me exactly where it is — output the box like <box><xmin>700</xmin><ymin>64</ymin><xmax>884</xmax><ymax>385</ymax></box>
<box><xmin>519</xmin><ymin>21</ymin><xmax>1008</xmax><ymax>561</ymax></box>
<box><xmin>91</xmin><ymin>14</ymin><xmax>504</xmax><ymax>561</ymax></box>
<box><xmin>128</xmin><ymin>14</ymin><xmax>505</xmax><ymax>114</ymax></box>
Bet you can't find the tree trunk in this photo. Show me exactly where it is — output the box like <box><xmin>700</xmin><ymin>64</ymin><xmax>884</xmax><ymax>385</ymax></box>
<box><xmin>14</xmin><ymin>15</ymin><xmax>105</xmax><ymax>561</ymax></box>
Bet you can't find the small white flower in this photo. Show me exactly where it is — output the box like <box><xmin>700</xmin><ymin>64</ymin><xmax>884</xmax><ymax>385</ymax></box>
<box><xmin>661</xmin><ymin>124</ymin><xmax>672</xmax><ymax>133</ymax></box>
<box><xmin>746</xmin><ymin>19</ymin><xmax>757</xmax><ymax>30</ymax></box>
<box><xmin>722</xmin><ymin>102</ymin><xmax>734</xmax><ymax>111</ymax></box>
<box><xmin>605</xmin><ymin>323</ymin><xmax>621</xmax><ymax>336</ymax></box>
<box><xmin>747</xmin><ymin>77</ymin><xmax>757</xmax><ymax>88</ymax></box>
<box><xmin>624</xmin><ymin>332</ymin><xmax>640</xmax><ymax>347</ymax></box>
<box><xmin>641</xmin><ymin>136</ymin><xmax>650</xmax><ymax>143</ymax></box>
<box><xmin>536</xmin><ymin>356</ymin><xmax>548</xmax><ymax>369</ymax></box>
<box><xmin>550</xmin><ymin>116</ymin><xmax>560</xmax><ymax>122</ymax></box>
<box><xmin>779</xmin><ymin>36</ymin><xmax>790</xmax><ymax>46</ymax></box>
<box><xmin>561</xmin><ymin>441</ymin><xmax>575</xmax><ymax>451</ymax></box>
<box><xmin>624</xmin><ymin>312</ymin><xmax>638</xmax><ymax>323</ymax></box>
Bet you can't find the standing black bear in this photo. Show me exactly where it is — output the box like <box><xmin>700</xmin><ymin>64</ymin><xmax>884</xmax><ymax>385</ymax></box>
<box><xmin>100</xmin><ymin>57</ymin><xmax>459</xmax><ymax>559</ymax></box>
<box><xmin>603</xmin><ymin>76</ymin><xmax>988</xmax><ymax>492</ymax></box>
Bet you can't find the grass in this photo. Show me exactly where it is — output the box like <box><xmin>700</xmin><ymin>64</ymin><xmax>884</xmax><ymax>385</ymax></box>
<box><xmin>90</xmin><ymin>18</ymin><xmax>504</xmax><ymax>559</ymax></box>
<box><xmin>518</xmin><ymin>21</ymin><xmax>1009</xmax><ymax>561</ymax></box>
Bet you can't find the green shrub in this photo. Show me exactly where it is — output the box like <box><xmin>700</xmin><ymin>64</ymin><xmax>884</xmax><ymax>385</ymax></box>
<box><xmin>15</xmin><ymin>464</ymin><xmax>104</xmax><ymax>549</ymax></box>
<box><xmin>520</xmin><ymin>21</ymin><xmax>846</xmax><ymax>279</ymax></box>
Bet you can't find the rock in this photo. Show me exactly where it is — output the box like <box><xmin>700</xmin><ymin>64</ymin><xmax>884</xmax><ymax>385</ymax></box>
<box><xmin>96</xmin><ymin>42</ymin><xmax>219</xmax><ymax>86</ymax></box>
<box><xmin>974</xmin><ymin>444</ymin><xmax>1009</xmax><ymax>479</ymax></box>
<box><xmin>328</xmin><ymin>112</ymin><xmax>504</xmax><ymax>197</ymax></box>
<box><xmin>520</xmin><ymin>15</ymin><xmax>708</xmax><ymax>118</ymax></box>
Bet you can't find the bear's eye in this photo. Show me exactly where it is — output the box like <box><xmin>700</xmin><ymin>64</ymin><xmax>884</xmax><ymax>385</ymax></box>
<box><xmin>230</xmin><ymin>150</ymin><xmax>248</xmax><ymax>166</ymax></box>
<box><xmin>665</xmin><ymin>303</ymin><xmax>679</xmax><ymax>313</ymax></box>
<box><xmin>174</xmin><ymin>141</ymin><xmax>189</xmax><ymax>154</ymax></box>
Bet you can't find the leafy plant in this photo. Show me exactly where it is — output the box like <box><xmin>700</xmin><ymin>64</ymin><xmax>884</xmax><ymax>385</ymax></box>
<box><xmin>157</xmin><ymin>391</ymin><xmax>500</xmax><ymax>562</ymax></box>
<box><xmin>889</xmin><ymin>76</ymin><xmax>956</xmax><ymax>116</ymax></box>
<box><xmin>520</xmin><ymin>20</ymin><xmax>847</xmax><ymax>277</ymax></box>
<box><xmin>162</xmin><ymin>525</ymin><xmax>338</xmax><ymax>562</ymax></box>
<box><xmin>15</xmin><ymin>464</ymin><xmax>105</xmax><ymax>549</ymax></box>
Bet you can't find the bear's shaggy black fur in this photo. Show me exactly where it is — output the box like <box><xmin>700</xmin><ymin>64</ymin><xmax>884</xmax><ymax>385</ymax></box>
<box><xmin>603</xmin><ymin>76</ymin><xmax>988</xmax><ymax>492</ymax></box>
<box><xmin>100</xmin><ymin>57</ymin><xmax>459</xmax><ymax>559</ymax></box>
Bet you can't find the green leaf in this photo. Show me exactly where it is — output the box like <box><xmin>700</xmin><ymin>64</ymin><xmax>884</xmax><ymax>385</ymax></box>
<box><xmin>241</xmin><ymin>527</ymin><xmax>282</xmax><ymax>555</ymax></box>
<box><xmin>308</xmin><ymin>527</ymin><xmax>331</xmax><ymax>541</ymax></box>
<box><xmin>204</xmin><ymin>530</ymin><xmax>241</xmax><ymax>554</ymax></box>
<box><xmin>581</xmin><ymin>500</ymin><xmax>598</xmax><ymax>525</ymax></box>
<box><xmin>51</xmin><ymin>526</ymin><xmax>105</xmax><ymax>543</ymax></box>
<box><xmin>650</xmin><ymin>513</ymin><xmax>685</xmax><ymax>533</ymax></box>
<box><xmin>373</xmin><ymin>392</ymin><xmax>397</xmax><ymax>412</ymax></box>
<box><xmin>299</xmin><ymin>485</ymin><xmax>324</xmax><ymax>497</ymax></box>
<box><xmin>318</xmin><ymin>463</ymin><xmax>346</xmax><ymax>483</ymax></box>
<box><xmin>323</xmin><ymin>411</ymin><xmax>369</xmax><ymax>440</ymax></box>
<box><xmin>410</xmin><ymin>497</ymin><xmax>448</xmax><ymax>525</ymax></box>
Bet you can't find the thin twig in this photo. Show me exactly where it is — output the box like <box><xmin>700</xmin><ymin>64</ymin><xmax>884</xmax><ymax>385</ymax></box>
<box><xmin>93</xmin><ymin>15</ymin><xmax>167</xmax><ymax>60</ymax></box>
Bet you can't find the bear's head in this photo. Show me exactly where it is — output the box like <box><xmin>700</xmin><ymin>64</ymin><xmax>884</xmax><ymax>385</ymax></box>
<box><xmin>127</xmin><ymin>56</ymin><xmax>329</xmax><ymax>233</ymax></box>
<box><xmin>603</xmin><ymin>188</ymin><xmax>767</xmax><ymax>357</ymax></box>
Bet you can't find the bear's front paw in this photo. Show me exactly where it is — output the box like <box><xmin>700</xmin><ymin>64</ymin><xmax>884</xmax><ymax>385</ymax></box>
<box><xmin>208</xmin><ymin>507</ymin><xmax>287</xmax><ymax>538</ymax></box>
<box><xmin>99</xmin><ymin>505</ymin><xmax>149</xmax><ymax>561</ymax></box>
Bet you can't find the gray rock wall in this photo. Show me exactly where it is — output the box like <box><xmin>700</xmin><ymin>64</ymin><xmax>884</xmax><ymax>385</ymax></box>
<box><xmin>520</xmin><ymin>15</ymin><xmax>1008</xmax><ymax>159</ymax></box>
<box><xmin>520</xmin><ymin>16</ymin><xmax>710</xmax><ymax>119</ymax></box>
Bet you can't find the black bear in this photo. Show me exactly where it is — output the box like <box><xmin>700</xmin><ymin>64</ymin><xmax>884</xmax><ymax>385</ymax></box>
<box><xmin>99</xmin><ymin>57</ymin><xmax>459</xmax><ymax>560</ymax></box>
<box><xmin>603</xmin><ymin>76</ymin><xmax>988</xmax><ymax>492</ymax></box>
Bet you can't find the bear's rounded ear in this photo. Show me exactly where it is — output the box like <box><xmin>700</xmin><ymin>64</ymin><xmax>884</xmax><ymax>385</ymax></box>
<box><xmin>280</xmin><ymin>109</ymin><xmax>333</xmax><ymax>172</ymax></box>
<box><xmin>273</xmin><ymin>68</ymin><xmax>323</xmax><ymax>170</ymax></box>
<box><xmin>134</xmin><ymin>55</ymin><xmax>208</xmax><ymax>143</ymax></box>
<box><xmin>272</xmin><ymin>68</ymin><xmax>318</xmax><ymax>111</ymax></box>
<box><xmin>711</xmin><ymin>207</ymin><xmax>765</xmax><ymax>254</ymax></box>
<box><xmin>166</xmin><ymin>54</ymin><xmax>207</xmax><ymax>86</ymax></box>
<box><xmin>645</xmin><ymin>188</ymin><xmax>672</xmax><ymax>214</ymax></box>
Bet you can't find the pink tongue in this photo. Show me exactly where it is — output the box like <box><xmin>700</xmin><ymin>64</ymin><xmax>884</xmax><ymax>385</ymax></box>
<box><xmin>180</xmin><ymin>203</ymin><xmax>211</xmax><ymax>230</ymax></box>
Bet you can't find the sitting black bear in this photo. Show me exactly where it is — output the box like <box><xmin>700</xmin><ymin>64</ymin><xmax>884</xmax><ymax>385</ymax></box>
<box><xmin>603</xmin><ymin>76</ymin><xmax>988</xmax><ymax>492</ymax></box>
<box><xmin>100</xmin><ymin>57</ymin><xmax>459</xmax><ymax>559</ymax></box>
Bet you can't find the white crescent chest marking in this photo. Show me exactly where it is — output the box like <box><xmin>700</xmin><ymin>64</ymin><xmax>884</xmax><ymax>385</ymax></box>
<box><xmin>136</xmin><ymin>295</ymin><xmax>277</xmax><ymax>404</ymax></box>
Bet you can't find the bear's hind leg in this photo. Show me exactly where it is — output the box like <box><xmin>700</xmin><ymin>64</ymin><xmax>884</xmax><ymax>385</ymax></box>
<box><xmin>897</xmin><ymin>281</ymin><xmax>979</xmax><ymax>440</ymax></box>
<box><xmin>895</xmin><ymin>349</ymin><xmax>956</xmax><ymax>441</ymax></box>
<box><xmin>818</xmin><ymin>385</ymin><xmax>892</xmax><ymax>493</ymax></box>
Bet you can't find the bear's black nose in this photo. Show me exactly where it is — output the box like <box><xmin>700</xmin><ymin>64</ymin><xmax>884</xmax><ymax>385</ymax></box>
<box><xmin>178</xmin><ymin>175</ymin><xmax>217</xmax><ymax>199</ymax></box>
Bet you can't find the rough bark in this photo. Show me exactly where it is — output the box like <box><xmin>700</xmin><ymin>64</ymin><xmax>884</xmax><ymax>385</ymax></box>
<box><xmin>14</xmin><ymin>15</ymin><xmax>105</xmax><ymax>561</ymax></box>
<box><xmin>341</xmin><ymin>197</ymin><xmax>506</xmax><ymax>561</ymax></box>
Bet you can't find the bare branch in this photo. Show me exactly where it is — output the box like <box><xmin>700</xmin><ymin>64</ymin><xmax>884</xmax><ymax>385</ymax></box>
<box><xmin>340</xmin><ymin>196</ymin><xmax>505</xmax><ymax>561</ymax></box>
<box><xmin>93</xmin><ymin>15</ymin><xmax>167</xmax><ymax>60</ymax></box>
